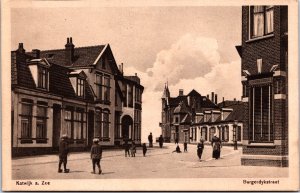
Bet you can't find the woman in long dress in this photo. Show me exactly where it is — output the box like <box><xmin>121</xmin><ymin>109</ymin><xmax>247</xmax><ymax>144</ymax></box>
<box><xmin>211</xmin><ymin>133</ymin><xmax>222</xmax><ymax>159</ymax></box>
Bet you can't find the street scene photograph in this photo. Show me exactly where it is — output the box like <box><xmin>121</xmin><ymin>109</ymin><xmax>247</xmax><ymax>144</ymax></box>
<box><xmin>2</xmin><ymin>0</ymin><xmax>299</xmax><ymax>191</ymax></box>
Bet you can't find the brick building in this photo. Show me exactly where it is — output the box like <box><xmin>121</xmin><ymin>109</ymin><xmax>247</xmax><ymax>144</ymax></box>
<box><xmin>11</xmin><ymin>38</ymin><xmax>143</xmax><ymax>156</ymax></box>
<box><xmin>160</xmin><ymin>86</ymin><xmax>244</xmax><ymax>145</ymax></box>
<box><xmin>236</xmin><ymin>6</ymin><xmax>288</xmax><ymax>166</ymax></box>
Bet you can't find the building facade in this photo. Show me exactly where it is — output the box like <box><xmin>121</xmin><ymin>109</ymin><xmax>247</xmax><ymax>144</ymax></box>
<box><xmin>11</xmin><ymin>38</ymin><xmax>143</xmax><ymax>156</ymax></box>
<box><xmin>160</xmin><ymin>86</ymin><xmax>243</xmax><ymax>145</ymax></box>
<box><xmin>236</xmin><ymin>6</ymin><xmax>288</xmax><ymax>166</ymax></box>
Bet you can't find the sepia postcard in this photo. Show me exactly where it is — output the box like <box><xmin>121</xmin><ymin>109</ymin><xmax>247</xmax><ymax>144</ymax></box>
<box><xmin>1</xmin><ymin>0</ymin><xmax>299</xmax><ymax>191</ymax></box>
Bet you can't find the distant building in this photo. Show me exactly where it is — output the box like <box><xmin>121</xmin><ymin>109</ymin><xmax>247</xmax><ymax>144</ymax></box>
<box><xmin>11</xmin><ymin>38</ymin><xmax>143</xmax><ymax>156</ymax></box>
<box><xmin>236</xmin><ymin>6</ymin><xmax>288</xmax><ymax>167</ymax></box>
<box><xmin>159</xmin><ymin>85</ymin><xmax>243</xmax><ymax>145</ymax></box>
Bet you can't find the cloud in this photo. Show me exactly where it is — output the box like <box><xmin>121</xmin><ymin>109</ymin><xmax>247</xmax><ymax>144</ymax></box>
<box><xmin>123</xmin><ymin>33</ymin><xmax>241</xmax><ymax>142</ymax></box>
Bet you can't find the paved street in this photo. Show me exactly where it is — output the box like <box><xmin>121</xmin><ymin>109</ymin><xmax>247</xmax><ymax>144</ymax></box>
<box><xmin>12</xmin><ymin>143</ymin><xmax>288</xmax><ymax>179</ymax></box>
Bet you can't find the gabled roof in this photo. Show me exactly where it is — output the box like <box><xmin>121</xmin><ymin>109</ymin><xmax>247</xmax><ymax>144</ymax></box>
<box><xmin>224</xmin><ymin>102</ymin><xmax>244</xmax><ymax>122</ymax></box>
<box><xmin>187</xmin><ymin>89</ymin><xmax>201</xmax><ymax>97</ymax></box>
<box><xmin>27</xmin><ymin>45</ymin><xmax>106</xmax><ymax>68</ymax></box>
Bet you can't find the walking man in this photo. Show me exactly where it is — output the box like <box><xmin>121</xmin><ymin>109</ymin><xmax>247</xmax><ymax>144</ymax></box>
<box><xmin>58</xmin><ymin>134</ymin><xmax>70</xmax><ymax>173</ymax></box>
<box><xmin>148</xmin><ymin>132</ymin><xmax>153</xmax><ymax>147</ymax></box>
<box><xmin>158</xmin><ymin>135</ymin><xmax>164</xmax><ymax>148</ymax></box>
<box><xmin>197</xmin><ymin>137</ymin><xmax>205</xmax><ymax>161</ymax></box>
<box><xmin>90</xmin><ymin>138</ymin><xmax>103</xmax><ymax>174</ymax></box>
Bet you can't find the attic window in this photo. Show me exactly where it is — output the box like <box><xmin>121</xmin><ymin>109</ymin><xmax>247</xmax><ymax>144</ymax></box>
<box><xmin>76</xmin><ymin>78</ymin><xmax>84</xmax><ymax>97</ymax></box>
<box><xmin>38</xmin><ymin>66</ymin><xmax>48</xmax><ymax>90</ymax></box>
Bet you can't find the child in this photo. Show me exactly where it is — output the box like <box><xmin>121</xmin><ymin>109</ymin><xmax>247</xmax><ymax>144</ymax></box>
<box><xmin>142</xmin><ymin>143</ymin><xmax>147</xmax><ymax>157</ymax></box>
<box><xmin>130</xmin><ymin>142</ymin><xmax>136</xmax><ymax>157</ymax></box>
<box><xmin>172</xmin><ymin>145</ymin><xmax>182</xmax><ymax>153</ymax></box>
<box><xmin>58</xmin><ymin>135</ymin><xmax>70</xmax><ymax>173</ymax></box>
<box><xmin>90</xmin><ymin>138</ymin><xmax>103</xmax><ymax>174</ymax></box>
<box><xmin>184</xmin><ymin>142</ymin><xmax>188</xmax><ymax>152</ymax></box>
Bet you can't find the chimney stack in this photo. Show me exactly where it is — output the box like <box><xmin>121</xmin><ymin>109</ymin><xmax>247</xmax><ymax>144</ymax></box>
<box><xmin>32</xmin><ymin>49</ymin><xmax>40</xmax><ymax>59</ymax></box>
<box><xmin>65</xmin><ymin>37</ymin><xmax>75</xmax><ymax>65</ymax></box>
<box><xmin>211</xmin><ymin>92</ymin><xmax>214</xmax><ymax>103</ymax></box>
<box><xmin>207</xmin><ymin>94</ymin><xmax>209</xmax><ymax>99</ymax></box>
<box><xmin>215</xmin><ymin>94</ymin><xmax>218</xmax><ymax>104</ymax></box>
<box><xmin>18</xmin><ymin>43</ymin><xmax>25</xmax><ymax>53</ymax></box>
<box><xmin>234</xmin><ymin>98</ymin><xmax>236</xmax><ymax>101</ymax></box>
<box><xmin>179</xmin><ymin>89</ymin><xmax>184</xmax><ymax>96</ymax></box>
<box><xmin>119</xmin><ymin>63</ymin><xmax>124</xmax><ymax>75</ymax></box>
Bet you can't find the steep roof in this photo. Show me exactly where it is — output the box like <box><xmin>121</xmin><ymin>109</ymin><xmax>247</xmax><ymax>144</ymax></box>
<box><xmin>224</xmin><ymin>102</ymin><xmax>244</xmax><ymax>122</ymax></box>
<box><xmin>27</xmin><ymin>45</ymin><xmax>106</xmax><ymax>68</ymax></box>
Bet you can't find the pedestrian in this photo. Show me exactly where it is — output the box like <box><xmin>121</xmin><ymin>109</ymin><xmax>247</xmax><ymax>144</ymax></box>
<box><xmin>58</xmin><ymin>134</ymin><xmax>70</xmax><ymax>173</ymax></box>
<box><xmin>172</xmin><ymin>145</ymin><xmax>182</xmax><ymax>153</ymax></box>
<box><xmin>142</xmin><ymin>143</ymin><xmax>147</xmax><ymax>157</ymax></box>
<box><xmin>197</xmin><ymin>137</ymin><xmax>205</xmax><ymax>161</ymax></box>
<box><xmin>184</xmin><ymin>142</ymin><xmax>188</xmax><ymax>152</ymax></box>
<box><xmin>123</xmin><ymin>135</ymin><xmax>130</xmax><ymax>157</ymax></box>
<box><xmin>158</xmin><ymin>135</ymin><xmax>164</xmax><ymax>148</ymax></box>
<box><xmin>90</xmin><ymin>138</ymin><xmax>102</xmax><ymax>174</ymax></box>
<box><xmin>148</xmin><ymin>132</ymin><xmax>153</xmax><ymax>147</ymax></box>
<box><xmin>211</xmin><ymin>133</ymin><xmax>222</xmax><ymax>159</ymax></box>
<box><xmin>130</xmin><ymin>141</ymin><xmax>136</xmax><ymax>157</ymax></box>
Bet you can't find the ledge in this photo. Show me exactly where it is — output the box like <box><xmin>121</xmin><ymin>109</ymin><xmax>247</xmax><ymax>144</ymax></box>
<box><xmin>245</xmin><ymin>34</ymin><xmax>274</xmax><ymax>43</ymax></box>
<box><xmin>246</xmin><ymin>143</ymin><xmax>276</xmax><ymax>148</ymax></box>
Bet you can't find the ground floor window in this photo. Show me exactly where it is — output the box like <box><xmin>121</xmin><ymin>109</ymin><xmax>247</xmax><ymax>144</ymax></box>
<box><xmin>36</xmin><ymin>101</ymin><xmax>48</xmax><ymax>140</ymax></box>
<box><xmin>201</xmin><ymin>127</ymin><xmax>207</xmax><ymax>141</ymax></box>
<box><xmin>220</xmin><ymin>126</ymin><xmax>229</xmax><ymax>142</ymax></box>
<box><xmin>20</xmin><ymin>99</ymin><xmax>33</xmax><ymax>139</ymax></box>
<box><xmin>250</xmin><ymin>85</ymin><xmax>273</xmax><ymax>142</ymax></box>
<box><xmin>95</xmin><ymin>108</ymin><xmax>110</xmax><ymax>140</ymax></box>
<box><xmin>237</xmin><ymin>126</ymin><xmax>242</xmax><ymax>141</ymax></box>
<box><xmin>209</xmin><ymin>127</ymin><xmax>216</xmax><ymax>141</ymax></box>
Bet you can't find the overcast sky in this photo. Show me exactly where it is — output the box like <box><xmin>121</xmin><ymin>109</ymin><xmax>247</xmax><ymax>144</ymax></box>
<box><xmin>11</xmin><ymin>6</ymin><xmax>242</xmax><ymax>142</ymax></box>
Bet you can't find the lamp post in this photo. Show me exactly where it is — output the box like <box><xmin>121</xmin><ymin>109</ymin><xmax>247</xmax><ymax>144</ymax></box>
<box><xmin>233</xmin><ymin>120</ymin><xmax>238</xmax><ymax>150</ymax></box>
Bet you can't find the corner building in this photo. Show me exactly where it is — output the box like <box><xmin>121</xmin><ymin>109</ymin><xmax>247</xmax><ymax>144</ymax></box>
<box><xmin>236</xmin><ymin>6</ymin><xmax>288</xmax><ymax>166</ymax></box>
<box><xmin>11</xmin><ymin>38</ymin><xmax>143</xmax><ymax>156</ymax></box>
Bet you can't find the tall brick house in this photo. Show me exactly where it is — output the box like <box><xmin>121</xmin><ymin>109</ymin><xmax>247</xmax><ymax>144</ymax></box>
<box><xmin>236</xmin><ymin>6</ymin><xmax>288</xmax><ymax>166</ymax></box>
<box><xmin>11</xmin><ymin>38</ymin><xmax>143</xmax><ymax>156</ymax></box>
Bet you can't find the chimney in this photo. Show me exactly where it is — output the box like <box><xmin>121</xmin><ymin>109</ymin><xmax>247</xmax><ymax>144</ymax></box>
<box><xmin>179</xmin><ymin>89</ymin><xmax>184</xmax><ymax>96</ymax></box>
<box><xmin>18</xmin><ymin>43</ymin><xmax>25</xmax><ymax>53</ymax></box>
<box><xmin>135</xmin><ymin>73</ymin><xmax>137</xmax><ymax>76</ymax></box>
<box><xmin>223</xmin><ymin>97</ymin><xmax>225</xmax><ymax>107</ymax></box>
<box><xmin>207</xmin><ymin>94</ymin><xmax>209</xmax><ymax>99</ymax></box>
<box><xmin>65</xmin><ymin>37</ymin><xmax>75</xmax><ymax>65</ymax></box>
<box><xmin>215</xmin><ymin>94</ymin><xmax>218</xmax><ymax>104</ymax></box>
<box><xmin>32</xmin><ymin>49</ymin><xmax>40</xmax><ymax>59</ymax></box>
<box><xmin>119</xmin><ymin>63</ymin><xmax>124</xmax><ymax>75</ymax></box>
<box><xmin>234</xmin><ymin>98</ymin><xmax>236</xmax><ymax>101</ymax></box>
<box><xmin>211</xmin><ymin>92</ymin><xmax>214</xmax><ymax>103</ymax></box>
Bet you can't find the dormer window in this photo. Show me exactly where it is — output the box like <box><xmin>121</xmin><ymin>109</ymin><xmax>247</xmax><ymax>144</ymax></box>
<box><xmin>38</xmin><ymin>66</ymin><xmax>48</xmax><ymax>89</ymax></box>
<box><xmin>76</xmin><ymin>78</ymin><xmax>84</xmax><ymax>97</ymax></box>
<box><xmin>250</xmin><ymin>6</ymin><xmax>274</xmax><ymax>39</ymax></box>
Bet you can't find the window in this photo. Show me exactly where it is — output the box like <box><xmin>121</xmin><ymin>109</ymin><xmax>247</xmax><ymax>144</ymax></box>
<box><xmin>209</xmin><ymin>127</ymin><xmax>216</xmax><ymax>141</ymax></box>
<box><xmin>77</xmin><ymin>78</ymin><xmax>84</xmax><ymax>97</ymax></box>
<box><xmin>95</xmin><ymin>109</ymin><xmax>102</xmax><ymax>138</ymax></box>
<box><xmin>274</xmin><ymin>78</ymin><xmax>285</xmax><ymax>94</ymax></box>
<box><xmin>74</xmin><ymin>110</ymin><xmax>84</xmax><ymax>140</ymax></box>
<box><xmin>175</xmin><ymin>117</ymin><xmax>179</xmax><ymax>123</ymax></box>
<box><xmin>128</xmin><ymin>84</ymin><xmax>133</xmax><ymax>107</ymax></box>
<box><xmin>250</xmin><ymin>85</ymin><xmax>273</xmax><ymax>142</ymax></box>
<box><xmin>95</xmin><ymin>74</ymin><xmax>110</xmax><ymax>103</ymax></box>
<box><xmin>122</xmin><ymin>83</ymin><xmax>127</xmax><ymax>107</ymax></box>
<box><xmin>103</xmin><ymin>76</ymin><xmax>110</xmax><ymax>102</ymax></box>
<box><xmin>243</xmin><ymin>82</ymin><xmax>249</xmax><ymax>97</ymax></box>
<box><xmin>20</xmin><ymin>99</ymin><xmax>33</xmax><ymax>139</ymax></box>
<box><xmin>115</xmin><ymin>113</ymin><xmax>121</xmax><ymax>138</ymax></box>
<box><xmin>38</xmin><ymin>66</ymin><xmax>48</xmax><ymax>89</ymax></box>
<box><xmin>64</xmin><ymin>109</ymin><xmax>73</xmax><ymax>138</ymax></box>
<box><xmin>237</xmin><ymin>126</ymin><xmax>242</xmax><ymax>141</ymax></box>
<box><xmin>201</xmin><ymin>127</ymin><xmax>207</xmax><ymax>141</ymax></box>
<box><xmin>135</xmin><ymin>87</ymin><xmax>142</xmax><ymax>103</ymax></box>
<box><xmin>250</xmin><ymin>6</ymin><xmax>274</xmax><ymax>38</ymax></box>
<box><xmin>36</xmin><ymin>101</ymin><xmax>48</xmax><ymax>140</ymax></box>
<box><xmin>102</xmin><ymin>110</ymin><xmax>110</xmax><ymax>138</ymax></box>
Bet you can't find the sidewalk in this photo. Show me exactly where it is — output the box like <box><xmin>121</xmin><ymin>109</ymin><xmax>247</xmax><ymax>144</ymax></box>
<box><xmin>12</xmin><ymin>143</ymin><xmax>288</xmax><ymax>179</ymax></box>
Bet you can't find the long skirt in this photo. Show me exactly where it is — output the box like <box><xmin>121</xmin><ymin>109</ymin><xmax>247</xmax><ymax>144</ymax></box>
<box><xmin>212</xmin><ymin>150</ymin><xmax>220</xmax><ymax>159</ymax></box>
<box><xmin>197</xmin><ymin>149</ymin><xmax>203</xmax><ymax>159</ymax></box>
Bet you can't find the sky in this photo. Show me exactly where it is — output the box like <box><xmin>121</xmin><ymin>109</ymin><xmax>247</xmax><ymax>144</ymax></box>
<box><xmin>11</xmin><ymin>6</ymin><xmax>242</xmax><ymax>142</ymax></box>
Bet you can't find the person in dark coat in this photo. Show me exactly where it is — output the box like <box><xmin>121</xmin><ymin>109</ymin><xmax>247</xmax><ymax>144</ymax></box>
<box><xmin>90</xmin><ymin>138</ymin><xmax>103</xmax><ymax>174</ymax></box>
<box><xmin>158</xmin><ymin>135</ymin><xmax>164</xmax><ymax>148</ymax></box>
<box><xmin>172</xmin><ymin>145</ymin><xmax>182</xmax><ymax>153</ymax></box>
<box><xmin>148</xmin><ymin>133</ymin><xmax>153</xmax><ymax>147</ymax></box>
<box><xmin>184</xmin><ymin>142</ymin><xmax>188</xmax><ymax>152</ymax></box>
<box><xmin>142</xmin><ymin>143</ymin><xmax>147</xmax><ymax>157</ymax></box>
<box><xmin>58</xmin><ymin>134</ymin><xmax>70</xmax><ymax>173</ymax></box>
<box><xmin>197</xmin><ymin>137</ymin><xmax>205</xmax><ymax>161</ymax></box>
<box><xmin>130</xmin><ymin>141</ymin><xmax>136</xmax><ymax>157</ymax></box>
<box><xmin>123</xmin><ymin>135</ymin><xmax>130</xmax><ymax>157</ymax></box>
<box><xmin>211</xmin><ymin>133</ymin><xmax>222</xmax><ymax>159</ymax></box>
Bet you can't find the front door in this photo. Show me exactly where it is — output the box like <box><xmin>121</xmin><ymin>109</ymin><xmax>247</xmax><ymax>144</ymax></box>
<box><xmin>52</xmin><ymin>104</ymin><xmax>61</xmax><ymax>151</ymax></box>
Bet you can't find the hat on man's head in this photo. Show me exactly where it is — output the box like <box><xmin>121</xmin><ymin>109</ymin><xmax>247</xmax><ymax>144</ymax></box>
<box><xmin>93</xmin><ymin>138</ymin><xmax>99</xmax><ymax>143</ymax></box>
<box><xmin>214</xmin><ymin>133</ymin><xmax>217</xmax><ymax>137</ymax></box>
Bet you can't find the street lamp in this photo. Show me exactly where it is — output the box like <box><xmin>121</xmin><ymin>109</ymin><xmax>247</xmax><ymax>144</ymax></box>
<box><xmin>233</xmin><ymin>120</ymin><xmax>238</xmax><ymax>150</ymax></box>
